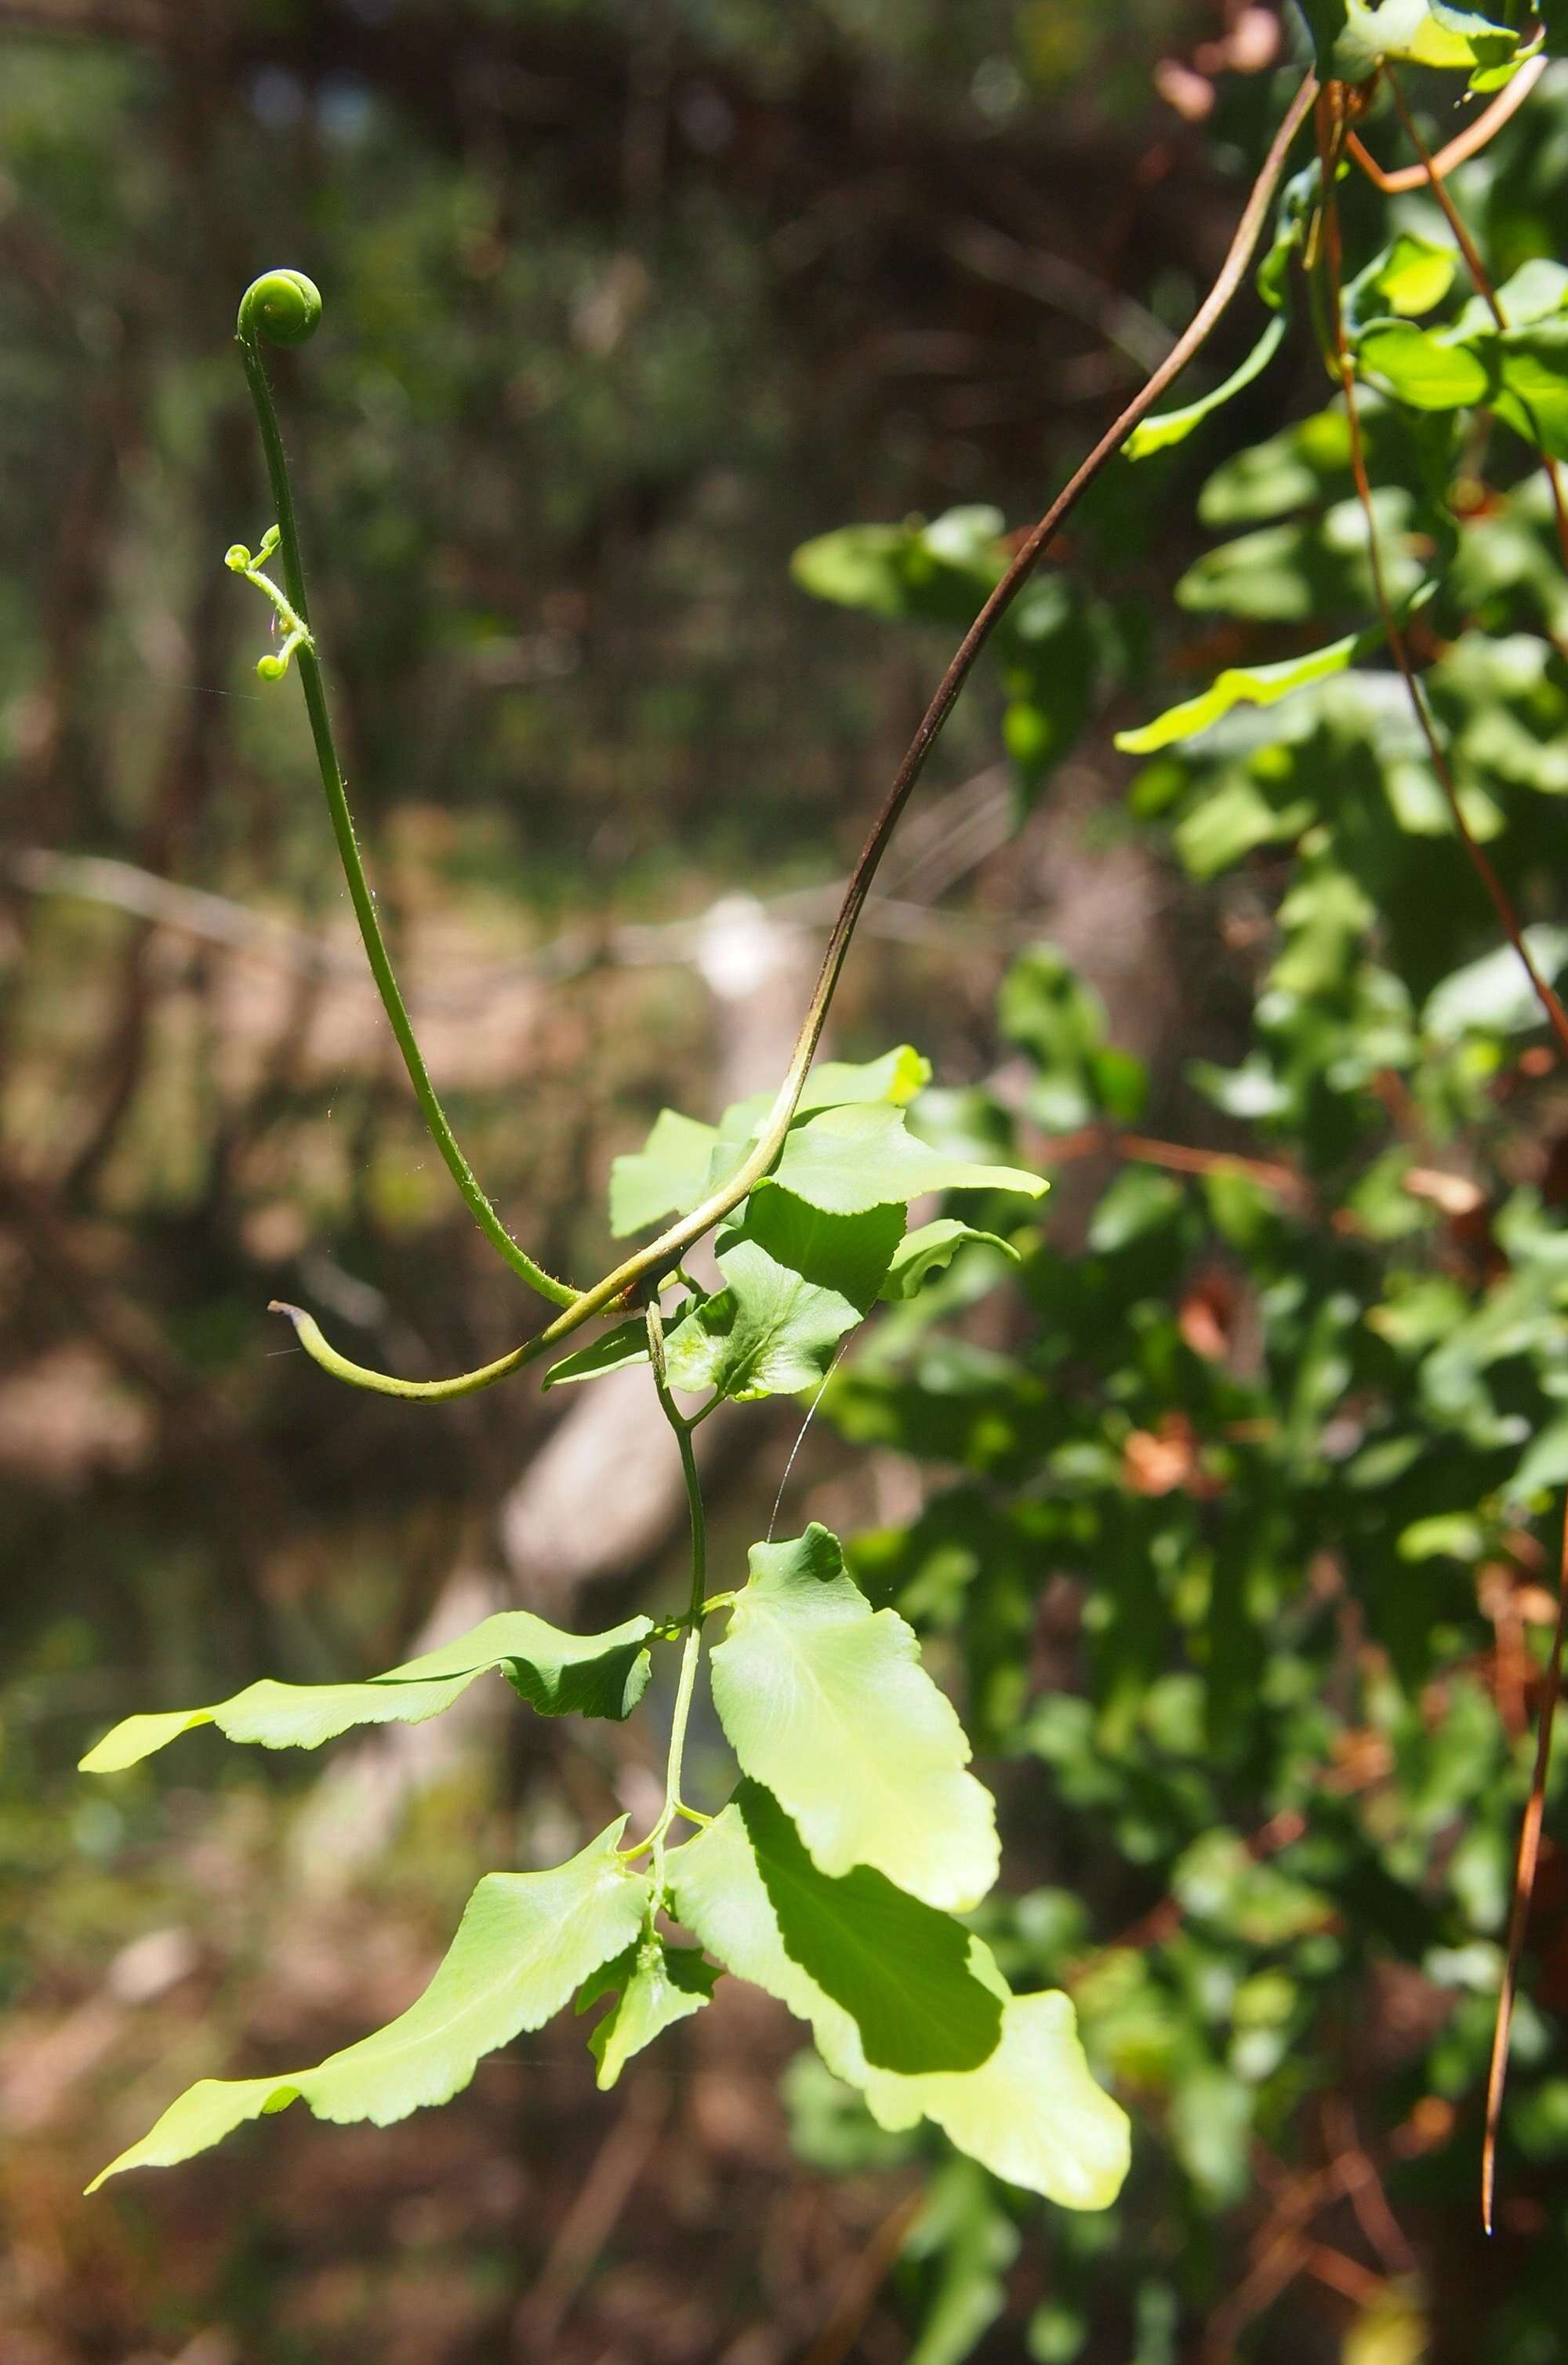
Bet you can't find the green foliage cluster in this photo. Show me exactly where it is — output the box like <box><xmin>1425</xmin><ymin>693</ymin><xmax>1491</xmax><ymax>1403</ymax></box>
<box><xmin>758</xmin><ymin>9</ymin><xmax>1568</xmax><ymax>2351</ymax></box>
<box><xmin>66</xmin><ymin>5</ymin><xmax>1568</xmax><ymax>2356</ymax></box>
<box><xmin>81</xmin><ymin>1027</ymin><xmax>1127</xmax><ymax>2211</ymax></box>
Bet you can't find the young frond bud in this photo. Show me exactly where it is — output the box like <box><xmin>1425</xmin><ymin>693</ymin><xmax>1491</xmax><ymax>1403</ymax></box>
<box><xmin>238</xmin><ymin>269</ymin><xmax>323</xmax><ymax>348</ymax></box>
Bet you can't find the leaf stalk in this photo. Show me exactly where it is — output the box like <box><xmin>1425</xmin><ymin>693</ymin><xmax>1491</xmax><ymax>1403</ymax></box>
<box><xmin>619</xmin><ymin>1306</ymin><xmax>713</xmax><ymax>1887</ymax></box>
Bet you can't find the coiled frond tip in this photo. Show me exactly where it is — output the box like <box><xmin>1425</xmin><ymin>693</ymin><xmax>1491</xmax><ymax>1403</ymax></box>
<box><xmin>238</xmin><ymin>269</ymin><xmax>322</xmax><ymax>347</ymax></box>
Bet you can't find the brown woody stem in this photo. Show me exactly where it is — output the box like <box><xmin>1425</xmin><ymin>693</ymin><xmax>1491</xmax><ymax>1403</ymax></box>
<box><xmin>1345</xmin><ymin>52</ymin><xmax>1545</xmax><ymax>195</ymax></box>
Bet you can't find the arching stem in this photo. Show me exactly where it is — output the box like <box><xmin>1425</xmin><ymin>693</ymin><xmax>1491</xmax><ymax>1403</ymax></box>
<box><xmin>771</xmin><ymin>71</ymin><xmax>1319</xmax><ymax>1113</ymax></box>
<box><xmin>272</xmin><ymin>70</ymin><xmax>1320</xmax><ymax>1398</ymax></box>
<box><xmin>236</xmin><ymin>302</ymin><xmax>576</xmax><ymax>1308</ymax></box>
<box><xmin>1345</xmin><ymin>50</ymin><xmax>1545</xmax><ymax>195</ymax></box>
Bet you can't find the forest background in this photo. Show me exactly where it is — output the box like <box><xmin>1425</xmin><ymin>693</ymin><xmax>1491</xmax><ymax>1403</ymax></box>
<box><xmin>5</xmin><ymin>3</ymin><xmax>1568</xmax><ymax>2362</ymax></box>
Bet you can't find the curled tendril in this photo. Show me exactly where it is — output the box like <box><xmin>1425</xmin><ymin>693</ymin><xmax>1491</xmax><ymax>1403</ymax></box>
<box><xmin>238</xmin><ymin>269</ymin><xmax>322</xmax><ymax>348</ymax></box>
<box><xmin>225</xmin><ymin>528</ymin><xmax>314</xmax><ymax>681</ymax></box>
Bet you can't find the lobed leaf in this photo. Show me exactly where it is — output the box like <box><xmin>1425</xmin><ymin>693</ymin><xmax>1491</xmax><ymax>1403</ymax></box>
<box><xmin>902</xmin><ymin>1989</ymin><xmax>1134</xmax><ymax>2213</ymax></box>
<box><xmin>80</xmin><ymin>1609</ymin><xmax>655</xmax><ymax>1772</ymax></box>
<box><xmin>774</xmin><ymin>1103</ymin><xmax>1044</xmax><ymax>1218</ymax></box>
<box><xmin>609</xmin><ymin>1108</ymin><xmax>717</xmax><ymax>1238</ymax></box>
<box><xmin>608</xmin><ymin>1047</ymin><xmax>933</xmax><ymax>1238</ymax></box>
<box><xmin>667</xmin><ymin>1787</ymin><xmax>1128</xmax><ymax>2210</ymax></box>
<box><xmin>710</xmin><ymin>1526</ymin><xmax>999</xmax><ymax>1910</ymax></box>
<box><xmin>89</xmin><ymin>1824</ymin><xmax>650</xmax><ymax>2188</ymax></box>
<box><xmin>584</xmin><ymin>1937</ymin><xmax>719</xmax><ymax>2089</ymax></box>
<box><xmin>880</xmin><ymin>1219</ymin><xmax>1018</xmax><ymax>1301</ymax></box>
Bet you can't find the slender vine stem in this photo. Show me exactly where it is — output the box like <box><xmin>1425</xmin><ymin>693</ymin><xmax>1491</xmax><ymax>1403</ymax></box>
<box><xmin>266</xmin><ymin>72</ymin><xmax>1319</xmax><ymax>1399</ymax></box>
<box><xmin>1316</xmin><ymin>100</ymin><xmax>1568</xmax><ymax>1066</ymax></box>
<box><xmin>775</xmin><ymin>70</ymin><xmax>1319</xmax><ymax>1126</ymax></box>
<box><xmin>235</xmin><ymin>271</ymin><xmax>576</xmax><ymax>1309</ymax></box>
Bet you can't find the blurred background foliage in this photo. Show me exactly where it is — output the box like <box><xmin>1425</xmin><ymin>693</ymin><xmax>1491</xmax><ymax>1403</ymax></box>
<box><xmin>5</xmin><ymin>3</ymin><xmax>1568</xmax><ymax>2362</ymax></box>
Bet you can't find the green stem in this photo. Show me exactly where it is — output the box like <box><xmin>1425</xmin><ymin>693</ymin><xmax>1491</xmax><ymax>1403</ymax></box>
<box><xmin>646</xmin><ymin>1302</ymin><xmax>707</xmax><ymax>1627</ymax></box>
<box><xmin>235</xmin><ymin>283</ymin><xmax>575</xmax><ymax>1309</ymax></box>
<box><xmin>622</xmin><ymin>1305</ymin><xmax>713</xmax><ymax>1889</ymax></box>
<box><xmin>260</xmin><ymin>73</ymin><xmax>1321</xmax><ymax>1398</ymax></box>
<box><xmin>654</xmin><ymin>1627</ymin><xmax>704</xmax><ymax>1865</ymax></box>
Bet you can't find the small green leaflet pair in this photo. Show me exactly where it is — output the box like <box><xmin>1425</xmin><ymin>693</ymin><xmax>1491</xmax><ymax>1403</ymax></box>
<box><xmin>81</xmin><ymin>1525</ymin><xmax>1129</xmax><ymax>2210</ymax></box>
